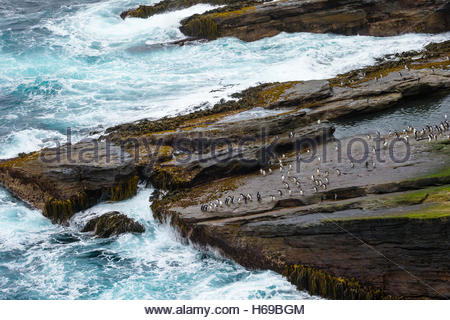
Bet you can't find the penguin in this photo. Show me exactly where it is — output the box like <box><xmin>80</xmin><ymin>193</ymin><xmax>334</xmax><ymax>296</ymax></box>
<box><xmin>257</xmin><ymin>192</ymin><xmax>262</xmax><ymax>202</ymax></box>
<box><xmin>277</xmin><ymin>190</ymin><xmax>283</xmax><ymax>197</ymax></box>
<box><xmin>336</xmin><ymin>169</ymin><xmax>341</xmax><ymax>176</ymax></box>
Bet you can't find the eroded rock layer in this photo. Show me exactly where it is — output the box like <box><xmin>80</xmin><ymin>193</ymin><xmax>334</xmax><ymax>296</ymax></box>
<box><xmin>0</xmin><ymin>141</ymin><xmax>138</xmax><ymax>224</ymax></box>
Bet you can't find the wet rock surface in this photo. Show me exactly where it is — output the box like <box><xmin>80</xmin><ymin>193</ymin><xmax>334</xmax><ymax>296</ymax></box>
<box><xmin>82</xmin><ymin>211</ymin><xmax>145</xmax><ymax>238</ymax></box>
<box><xmin>0</xmin><ymin>141</ymin><xmax>138</xmax><ymax>224</ymax></box>
<box><xmin>152</xmin><ymin>136</ymin><xmax>450</xmax><ymax>299</ymax></box>
<box><xmin>178</xmin><ymin>0</ymin><xmax>450</xmax><ymax>41</ymax></box>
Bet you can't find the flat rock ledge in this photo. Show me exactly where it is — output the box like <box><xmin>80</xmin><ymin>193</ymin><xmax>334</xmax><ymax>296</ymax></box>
<box><xmin>82</xmin><ymin>211</ymin><xmax>145</xmax><ymax>238</ymax></box>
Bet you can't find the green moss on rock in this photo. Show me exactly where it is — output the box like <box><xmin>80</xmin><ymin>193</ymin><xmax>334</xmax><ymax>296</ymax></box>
<box><xmin>180</xmin><ymin>15</ymin><xmax>219</xmax><ymax>40</ymax></box>
<box><xmin>44</xmin><ymin>191</ymin><xmax>88</xmax><ymax>224</ymax></box>
<box><xmin>283</xmin><ymin>264</ymin><xmax>394</xmax><ymax>299</ymax></box>
<box><xmin>110</xmin><ymin>176</ymin><xmax>139</xmax><ymax>201</ymax></box>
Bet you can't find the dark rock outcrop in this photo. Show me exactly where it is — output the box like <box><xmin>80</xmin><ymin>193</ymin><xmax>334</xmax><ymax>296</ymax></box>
<box><xmin>0</xmin><ymin>141</ymin><xmax>138</xmax><ymax>225</ymax></box>
<box><xmin>179</xmin><ymin>0</ymin><xmax>450</xmax><ymax>41</ymax></box>
<box><xmin>82</xmin><ymin>211</ymin><xmax>145</xmax><ymax>238</ymax></box>
<box><xmin>151</xmin><ymin>136</ymin><xmax>450</xmax><ymax>299</ymax></box>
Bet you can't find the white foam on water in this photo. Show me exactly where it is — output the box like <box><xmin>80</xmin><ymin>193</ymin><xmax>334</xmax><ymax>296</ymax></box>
<box><xmin>0</xmin><ymin>128</ymin><xmax>67</xmax><ymax>159</ymax></box>
<box><xmin>1</xmin><ymin>0</ymin><xmax>449</xmax><ymax>134</ymax></box>
<box><xmin>43</xmin><ymin>186</ymin><xmax>309</xmax><ymax>299</ymax></box>
<box><xmin>44</xmin><ymin>2</ymin><xmax>219</xmax><ymax>54</ymax></box>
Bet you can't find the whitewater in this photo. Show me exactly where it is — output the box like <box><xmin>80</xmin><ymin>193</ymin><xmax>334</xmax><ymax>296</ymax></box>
<box><xmin>0</xmin><ymin>0</ymin><xmax>449</xmax><ymax>299</ymax></box>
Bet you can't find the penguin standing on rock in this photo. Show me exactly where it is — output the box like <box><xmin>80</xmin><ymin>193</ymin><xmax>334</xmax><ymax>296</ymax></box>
<box><xmin>257</xmin><ymin>192</ymin><xmax>262</xmax><ymax>202</ymax></box>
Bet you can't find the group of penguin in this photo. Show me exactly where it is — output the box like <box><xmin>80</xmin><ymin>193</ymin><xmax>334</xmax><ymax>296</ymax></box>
<box><xmin>200</xmin><ymin>114</ymin><xmax>449</xmax><ymax>213</ymax></box>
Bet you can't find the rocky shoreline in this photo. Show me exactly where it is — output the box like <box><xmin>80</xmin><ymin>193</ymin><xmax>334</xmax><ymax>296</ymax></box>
<box><xmin>0</xmin><ymin>39</ymin><xmax>449</xmax><ymax>297</ymax></box>
<box><xmin>122</xmin><ymin>0</ymin><xmax>450</xmax><ymax>41</ymax></box>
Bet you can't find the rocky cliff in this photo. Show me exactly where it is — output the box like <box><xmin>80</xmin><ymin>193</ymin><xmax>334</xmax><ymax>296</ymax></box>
<box><xmin>1</xmin><ymin>41</ymin><xmax>449</xmax><ymax>298</ymax></box>
<box><xmin>151</xmin><ymin>137</ymin><xmax>450</xmax><ymax>299</ymax></box>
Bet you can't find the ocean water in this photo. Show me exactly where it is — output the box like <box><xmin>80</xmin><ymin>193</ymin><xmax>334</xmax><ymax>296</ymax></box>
<box><xmin>0</xmin><ymin>0</ymin><xmax>449</xmax><ymax>299</ymax></box>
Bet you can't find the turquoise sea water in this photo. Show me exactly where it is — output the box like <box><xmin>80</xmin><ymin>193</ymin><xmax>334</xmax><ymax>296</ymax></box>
<box><xmin>0</xmin><ymin>0</ymin><xmax>449</xmax><ymax>299</ymax></box>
